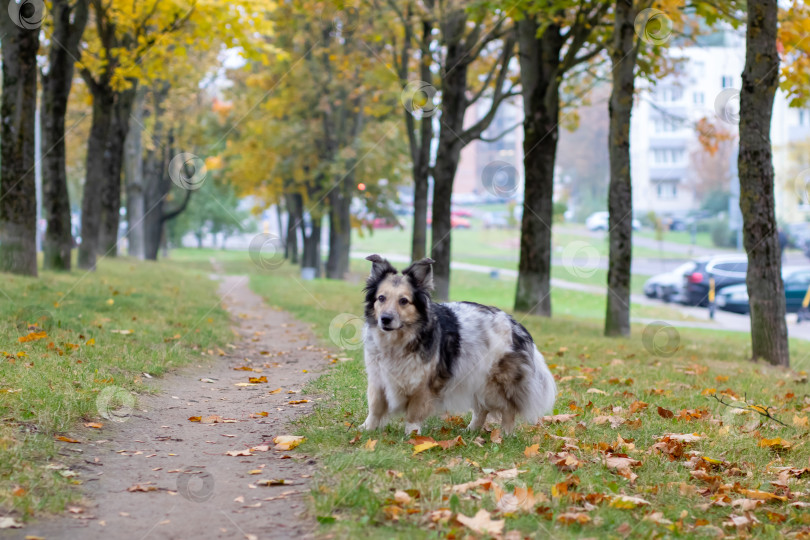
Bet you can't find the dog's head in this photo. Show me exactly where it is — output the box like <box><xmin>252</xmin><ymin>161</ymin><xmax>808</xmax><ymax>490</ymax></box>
<box><xmin>363</xmin><ymin>255</ymin><xmax>434</xmax><ymax>332</ymax></box>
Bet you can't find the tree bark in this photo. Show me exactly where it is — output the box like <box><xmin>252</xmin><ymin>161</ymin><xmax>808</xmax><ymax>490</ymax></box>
<box><xmin>326</xmin><ymin>181</ymin><xmax>351</xmax><ymax>279</ymax></box>
<box><xmin>78</xmin><ymin>88</ymin><xmax>114</xmax><ymax>270</ymax></box>
<box><xmin>125</xmin><ymin>87</ymin><xmax>147</xmax><ymax>259</ymax></box>
<box><xmin>513</xmin><ymin>16</ymin><xmax>563</xmax><ymax>315</ymax></box>
<box><xmin>285</xmin><ymin>192</ymin><xmax>301</xmax><ymax>264</ymax></box>
<box><xmin>0</xmin><ymin>18</ymin><xmax>40</xmax><ymax>276</ymax></box>
<box><xmin>99</xmin><ymin>86</ymin><xmax>137</xmax><ymax>256</ymax></box>
<box><xmin>738</xmin><ymin>0</ymin><xmax>789</xmax><ymax>366</ymax></box>
<box><xmin>40</xmin><ymin>0</ymin><xmax>89</xmax><ymax>271</ymax></box>
<box><xmin>430</xmin><ymin>9</ymin><xmax>471</xmax><ymax>301</ymax></box>
<box><xmin>604</xmin><ymin>0</ymin><xmax>639</xmax><ymax>337</ymax></box>
<box><xmin>409</xmin><ymin>16</ymin><xmax>434</xmax><ymax>262</ymax></box>
<box><xmin>301</xmin><ymin>218</ymin><xmax>322</xmax><ymax>276</ymax></box>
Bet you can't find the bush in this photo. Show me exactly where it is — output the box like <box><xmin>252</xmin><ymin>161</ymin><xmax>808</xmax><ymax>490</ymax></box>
<box><xmin>710</xmin><ymin>218</ymin><xmax>736</xmax><ymax>248</ymax></box>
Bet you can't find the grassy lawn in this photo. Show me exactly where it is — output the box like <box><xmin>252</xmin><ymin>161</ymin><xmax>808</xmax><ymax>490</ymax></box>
<box><xmin>222</xmin><ymin>252</ymin><xmax>810</xmax><ymax>539</ymax></box>
<box><xmin>0</xmin><ymin>257</ymin><xmax>231</xmax><ymax>517</ymax></box>
<box><xmin>636</xmin><ymin>229</ymin><xmax>716</xmax><ymax>249</ymax></box>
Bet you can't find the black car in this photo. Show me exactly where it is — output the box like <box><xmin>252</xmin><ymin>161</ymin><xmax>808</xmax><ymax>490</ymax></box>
<box><xmin>681</xmin><ymin>254</ymin><xmax>748</xmax><ymax>307</ymax></box>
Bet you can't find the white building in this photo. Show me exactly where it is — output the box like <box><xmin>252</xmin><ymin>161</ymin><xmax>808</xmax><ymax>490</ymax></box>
<box><xmin>631</xmin><ymin>29</ymin><xmax>810</xmax><ymax>221</ymax></box>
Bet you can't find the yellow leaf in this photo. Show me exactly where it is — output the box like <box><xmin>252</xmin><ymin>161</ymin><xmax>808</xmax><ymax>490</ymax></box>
<box><xmin>412</xmin><ymin>441</ymin><xmax>439</xmax><ymax>455</ymax></box>
<box><xmin>524</xmin><ymin>444</ymin><xmax>540</xmax><ymax>457</ymax></box>
<box><xmin>18</xmin><ymin>331</ymin><xmax>47</xmax><ymax>343</ymax></box>
<box><xmin>86</xmin><ymin>338</ymin><xmax>95</xmax><ymax>346</ymax></box>
<box><xmin>273</xmin><ymin>435</ymin><xmax>305</xmax><ymax>451</ymax></box>
<box><xmin>793</xmin><ymin>415</ymin><xmax>808</xmax><ymax>427</ymax></box>
<box><xmin>364</xmin><ymin>439</ymin><xmax>377</xmax><ymax>451</ymax></box>
<box><xmin>268</xmin><ymin>388</ymin><xmax>282</xmax><ymax>394</ymax></box>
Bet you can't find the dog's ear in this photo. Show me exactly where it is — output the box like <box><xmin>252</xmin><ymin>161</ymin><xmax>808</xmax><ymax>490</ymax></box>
<box><xmin>366</xmin><ymin>254</ymin><xmax>396</xmax><ymax>284</ymax></box>
<box><xmin>403</xmin><ymin>258</ymin><xmax>435</xmax><ymax>292</ymax></box>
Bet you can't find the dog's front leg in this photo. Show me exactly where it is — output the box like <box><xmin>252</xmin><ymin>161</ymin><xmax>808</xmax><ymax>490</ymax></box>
<box><xmin>404</xmin><ymin>387</ymin><xmax>433</xmax><ymax>435</ymax></box>
<box><xmin>360</xmin><ymin>382</ymin><xmax>388</xmax><ymax>431</ymax></box>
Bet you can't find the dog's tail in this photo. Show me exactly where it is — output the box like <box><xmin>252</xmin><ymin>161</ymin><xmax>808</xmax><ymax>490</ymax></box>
<box><xmin>519</xmin><ymin>347</ymin><xmax>557</xmax><ymax>423</ymax></box>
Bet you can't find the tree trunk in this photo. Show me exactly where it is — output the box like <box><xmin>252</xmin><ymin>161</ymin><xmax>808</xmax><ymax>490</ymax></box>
<box><xmin>410</xmin><ymin>17</ymin><xmax>434</xmax><ymax>263</ymax></box>
<box><xmin>125</xmin><ymin>87</ymin><xmax>147</xmax><ymax>259</ymax></box>
<box><xmin>326</xmin><ymin>182</ymin><xmax>351</xmax><ymax>279</ymax></box>
<box><xmin>604</xmin><ymin>0</ymin><xmax>638</xmax><ymax>337</ymax></box>
<box><xmin>513</xmin><ymin>17</ymin><xmax>563</xmax><ymax>316</ymax></box>
<box><xmin>739</xmin><ymin>0</ymin><xmax>789</xmax><ymax>366</ymax></box>
<box><xmin>99</xmin><ymin>86</ymin><xmax>137</xmax><ymax>256</ymax></box>
<box><xmin>301</xmin><ymin>218</ymin><xmax>322</xmax><ymax>276</ymax></box>
<box><xmin>78</xmin><ymin>89</ymin><xmax>114</xmax><ymax>270</ymax></box>
<box><xmin>285</xmin><ymin>193</ymin><xmax>301</xmax><ymax>264</ymax></box>
<box><xmin>40</xmin><ymin>0</ymin><xmax>89</xmax><ymax>271</ymax></box>
<box><xmin>430</xmin><ymin>11</ymin><xmax>470</xmax><ymax>301</ymax></box>
<box><xmin>0</xmin><ymin>19</ymin><xmax>40</xmax><ymax>276</ymax></box>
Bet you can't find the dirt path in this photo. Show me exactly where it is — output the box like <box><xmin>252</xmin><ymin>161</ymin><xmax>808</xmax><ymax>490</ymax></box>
<box><xmin>8</xmin><ymin>274</ymin><xmax>328</xmax><ymax>540</ymax></box>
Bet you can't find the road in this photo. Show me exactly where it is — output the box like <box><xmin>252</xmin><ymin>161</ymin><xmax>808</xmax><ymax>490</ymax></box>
<box><xmin>350</xmin><ymin>251</ymin><xmax>810</xmax><ymax>342</ymax></box>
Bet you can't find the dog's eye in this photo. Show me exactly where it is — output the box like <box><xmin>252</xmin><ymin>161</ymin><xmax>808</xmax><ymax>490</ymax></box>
<box><xmin>377</xmin><ymin>295</ymin><xmax>386</xmax><ymax>303</ymax></box>
<box><xmin>399</xmin><ymin>298</ymin><xmax>409</xmax><ymax>306</ymax></box>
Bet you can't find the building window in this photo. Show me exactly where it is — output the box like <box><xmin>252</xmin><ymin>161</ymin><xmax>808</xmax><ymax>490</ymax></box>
<box><xmin>651</xmin><ymin>148</ymin><xmax>686</xmax><ymax>164</ymax></box>
<box><xmin>721</xmin><ymin>76</ymin><xmax>733</xmax><ymax>88</ymax></box>
<box><xmin>652</xmin><ymin>86</ymin><xmax>683</xmax><ymax>103</ymax></box>
<box><xmin>693</xmin><ymin>92</ymin><xmax>705</xmax><ymax>105</ymax></box>
<box><xmin>653</xmin><ymin>117</ymin><xmax>680</xmax><ymax>133</ymax></box>
<box><xmin>657</xmin><ymin>182</ymin><xmax>678</xmax><ymax>200</ymax></box>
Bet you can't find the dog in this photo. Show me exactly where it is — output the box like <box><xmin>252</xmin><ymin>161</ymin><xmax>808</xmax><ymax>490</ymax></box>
<box><xmin>359</xmin><ymin>255</ymin><xmax>556</xmax><ymax>435</ymax></box>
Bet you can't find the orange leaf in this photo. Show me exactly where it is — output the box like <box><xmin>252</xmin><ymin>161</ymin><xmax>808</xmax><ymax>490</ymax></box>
<box><xmin>18</xmin><ymin>331</ymin><xmax>47</xmax><ymax>343</ymax></box>
<box><xmin>55</xmin><ymin>436</ymin><xmax>80</xmax><ymax>443</ymax></box>
<box><xmin>657</xmin><ymin>406</ymin><xmax>674</xmax><ymax>419</ymax></box>
<box><xmin>249</xmin><ymin>376</ymin><xmax>268</xmax><ymax>383</ymax></box>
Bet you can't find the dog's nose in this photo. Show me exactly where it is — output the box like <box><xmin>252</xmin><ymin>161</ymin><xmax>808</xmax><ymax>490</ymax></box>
<box><xmin>380</xmin><ymin>314</ymin><xmax>393</xmax><ymax>326</ymax></box>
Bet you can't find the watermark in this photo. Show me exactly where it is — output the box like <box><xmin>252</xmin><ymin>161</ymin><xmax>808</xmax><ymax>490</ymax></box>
<box><xmin>169</xmin><ymin>153</ymin><xmax>207</xmax><ymax>190</ymax></box>
<box><xmin>400</xmin><ymin>80</ymin><xmax>439</xmax><ymax>118</ymax></box>
<box><xmin>248</xmin><ymin>233</ymin><xmax>285</xmax><ymax>271</ymax></box>
<box><xmin>96</xmin><ymin>385</ymin><xmax>135</xmax><ymax>423</ymax></box>
<box><xmin>641</xmin><ymin>321</ymin><xmax>680</xmax><ymax>357</ymax></box>
<box><xmin>318</xmin><ymin>3</ymin><xmax>360</xmax><ymax>33</ymax></box>
<box><xmin>714</xmin><ymin>89</ymin><xmax>740</xmax><ymax>125</ymax></box>
<box><xmin>481</xmin><ymin>161</ymin><xmax>519</xmax><ymax>197</ymax></box>
<box><xmin>328</xmin><ymin>313</ymin><xmax>364</xmax><ymax>350</ymax></box>
<box><xmin>15</xmin><ymin>305</ymin><xmax>53</xmax><ymax>335</ymax></box>
<box><xmin>793</xmin><ymin>168</ymin><xmax>810</xmax><ymax>205</ymax></box>
<box><xmin>8</xmin><ymin>0</ymin><xmax>44</xmax><ymax>30</ymax></box>
<box><xmin>560</xmin><ymin>241</ymin><xmax>600</xmax><ymax>279</ymax></box>
<box><xmin>176</xmin><ymin>470</ymin><xmax>215</xmax><ymax>503</ymax></box>
<box><xmin>634</xmin><ymin>8</ymin><xmax>673</xmax><ymax>46</ymax></box>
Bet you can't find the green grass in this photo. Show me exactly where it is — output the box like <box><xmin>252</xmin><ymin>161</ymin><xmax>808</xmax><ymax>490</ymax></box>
<box><xmin>232</xmin><ymin>253</ymin><xmax>810</xmax><ymax>539</ymax></box>
<box><xmin>0</xmin><ymin>257</ymin><xmax>231</xmax><ymax>517</ymax></box>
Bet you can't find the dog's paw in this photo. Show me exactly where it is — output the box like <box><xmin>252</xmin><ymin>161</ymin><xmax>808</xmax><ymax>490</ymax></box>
<box><xmin>359</xmin><ymin>418</ymin><xmax>377</xmax><ymax>431</ymax></box>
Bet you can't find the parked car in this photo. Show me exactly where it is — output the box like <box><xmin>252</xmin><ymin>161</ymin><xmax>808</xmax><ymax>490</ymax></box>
<box><xmin>451</xmin><ymin>206</ymin><xmax>474</xmax><ymax>218</ymax></box>
<box><xmin>482</xmin><ymin>211</ymin><xmax>510</xmax><ymax>230</ymax></box>
<box><xmin>427</xmin><ymin>215</ymin><xmax>471</xmax><ymax>229</ymax></box>
<box><xmin>681</xmin><ymin>254</ymin><xmax>748</xmax><ymax>307</ymax></box>
<box><xmin>585</xmin><ymin>211</ymin><xmax>641</xmax><ymax>231</ymax></box>
<box><xmin>643</xmin><ymin>261</ymin><xmax>701</xmax><ymax>302</ymax></box>
<box><xmin>716</xmin><ymin>267</ymin><xmax>810</xmax><ymax>314</ymax></box>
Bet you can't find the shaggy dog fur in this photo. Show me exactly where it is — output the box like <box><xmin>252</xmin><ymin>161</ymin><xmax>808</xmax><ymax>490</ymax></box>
<box><xmin>359</xmin><ymin>255</ymin><xmax>556</xmax><ymax>435</ymax></box>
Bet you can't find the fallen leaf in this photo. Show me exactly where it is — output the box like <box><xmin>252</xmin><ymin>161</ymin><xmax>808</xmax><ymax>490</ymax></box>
<box><xmin>288</xmin><ymin>399</ymin><xmax>311</xmax><ymax>405</ymax></box>
<box><xmin>490</xmin><ymin>428</ymin><xmax>502</xmax><ymax>444</ymax></box>
<box><xmin>451</xmin><ymin>478</ymin><xmax>493</xmax><ymax>493</ymax></box>
<box><xmin>268</xmin><ymin>388</ymin><xmax>283</xmax><ymax>394</ymax></box>
<box><xmin>84</xmin><ymin>422</ymin><xmax>103</xmax><ymax>429</ymax></box>
<box><xmin>55</xmin><ymin>435</ymin><xmax>80</xmax><ymax>444</ymax></box>
<box><xmin>256</xmin><ymin>478</ymin><xmax>286</xmax><ymax>486</ymax></box>
<box><xmin>758</xmin><ymin>437</ymin><xmax>792</xmax><ymax>451</ymax></box>
<box><xmin>548</xmin><ymin>451</ymin><xmax>583</xmax><ymax>472</ymax></box>
<box><xmin>226</xmin><ymin>449</ymin><xmax>253</xmax><ymax>457</ymax></box>
<box><xmin>19</xmin><ymin>331</ymin><xmax>48</xmax><ymax>343</ymax></box>
<box><xmin>557</xmin><ymin>512</ymin><xmax>591</xmax><ymax>525</ymax></box>
<box><xmin>610</xmin><ymin>495</ymin><xmax>650</xmax><ymax>509</ymax></box>
<box><xmin>273</xmin><ymin>435</ymin><xmax>305</xmax><ymax>451</ymax></box>
<box><xmin>456</xmin><ymin>509</ymin><xmax>504</xmax><ymax>535</ymax></box>
<box><xmin>127</xmin><ymin>484</ymin><xmax>159</xmax><ymax>492</ymax></box>
<box><xmin>249</xmin><ymin>376</ymin><xmax>268</xmax><ymax>383</ymax></box>
<box><xmin>657</xmin><ymin>406</ymin><xmax>675</xmax><ymax>419</ymax></box>
<box><xmin>394</xmin><ymin>490</ymin><xmax>412</xmax><ymax>505</ymax></box>
<box><xmin>0</xmin><ymin>517</ymin><xmax>23</xmax><ymax>529</ymax></box>
<box><xmin>541</xmin><ymin>414</ymin><xmax>578</xmax><ymax>423</ymax></box>
<box><xmin>592</xmin><ymin>415</ymin><xmax>625</xmax><ymax>428</ymax></box>
<box><xmin>524</xmin><ymin>444</ymin><xmax>540</xmax><ymax>457</ymax></box>
<box><xmin>364</xmin><ymin>439</ymin><xmax>377</xmax><ymax>451</ymax></box>
<box><xmin>586</xmin><ymin>388</ymin><xmax>607</xmax><ymax>395</ymax></box>
<box><xmin>412</xmin><ymin>441</ymin><xmax>439</xmax><ymax>454</ymax></box>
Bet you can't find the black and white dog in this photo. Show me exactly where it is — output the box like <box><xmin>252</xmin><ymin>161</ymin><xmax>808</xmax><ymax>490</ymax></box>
<box><xmin>359</xmin><ymin>255</ymin><xmax>556</xmax><ymax>435</ymax></box>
